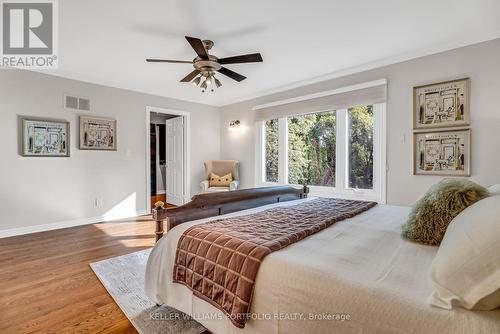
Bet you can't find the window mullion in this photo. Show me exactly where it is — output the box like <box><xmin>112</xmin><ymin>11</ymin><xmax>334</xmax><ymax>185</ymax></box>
<box><xmin>335</xmin><ymin>109</ymin><xmax>347</xmax><ymax>193</ymax></box>
<box><xmin>278</xmin><ymin>117</ymin><xmax>288</xmax><ymax>184</ymax></box>
<box><xmin>374</xmin><ymin>103</ymin><xmax>387</xmax><ymax>203</ymax></box>
<box><xmin>372</xmin><ymin>106</ymin><xmax>380</xmax><ymax>196</ymax></box>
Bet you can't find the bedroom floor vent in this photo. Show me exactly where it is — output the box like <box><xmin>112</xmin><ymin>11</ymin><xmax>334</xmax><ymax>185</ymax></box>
<box><xmin>64</xmin><ymin>94</ymin><xmax>91</xmax><ymax>111</ymax></box>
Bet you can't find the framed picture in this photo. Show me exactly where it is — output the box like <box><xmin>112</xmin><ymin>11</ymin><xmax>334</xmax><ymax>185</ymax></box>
<box><xmin>22</xmin><ymin>118</ymin><xmax>70</xmax><ymax>157</ymax></box>
<box><xmin>79</xmin><ymin>116</ymin><xmax>116</xmax><ymax>150</ymax></box>
<box><xmin>413</xmin><ymin>78</ymin><xmax>470</xmax><ymax>129</ymax></box>
<box><xmin>413</xmin><ymin>129</ymin><xmax>471</xmax><ymax>176</ymax></box>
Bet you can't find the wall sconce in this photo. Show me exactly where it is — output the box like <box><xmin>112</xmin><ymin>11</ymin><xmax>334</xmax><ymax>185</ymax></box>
<box><xmin>228</xmin><ymin>120</ymin><xmax>241</xmax><ymax>131</ymax></box>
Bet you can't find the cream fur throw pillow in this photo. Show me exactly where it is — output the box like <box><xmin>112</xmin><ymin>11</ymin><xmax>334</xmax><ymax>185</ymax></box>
<box><xmin>401</xmin><ymin>179</ymin><xmax>489</xmax><ymax>246</ymax></box>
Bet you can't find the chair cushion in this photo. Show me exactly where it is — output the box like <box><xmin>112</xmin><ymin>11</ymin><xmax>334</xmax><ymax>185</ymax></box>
<box><xmin>206</xmin><ymin>187</ymin><xmax>230</xmax><ymax>192</ymax></box>
<box><xmin>209</xmin><ymin>173</ymin><xmax>233</xmax><ymax>187</ymax></box>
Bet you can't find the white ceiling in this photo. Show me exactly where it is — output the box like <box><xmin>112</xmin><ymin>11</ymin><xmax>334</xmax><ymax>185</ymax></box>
<box><xmin>43</xmin><ymin>0</ymin><xmax>500</xmax><ymax>106</ymax></box>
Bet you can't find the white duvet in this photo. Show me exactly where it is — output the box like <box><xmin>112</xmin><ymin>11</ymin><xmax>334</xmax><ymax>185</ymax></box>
<box><xmin>145</xmin><ymin>198</ymin><xmax>500</xmax><ymax>334</ymax></box>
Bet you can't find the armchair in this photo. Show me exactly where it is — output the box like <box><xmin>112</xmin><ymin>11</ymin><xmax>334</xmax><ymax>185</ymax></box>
<box><xmin>200</xmin><ymin>160</ymin><xmax>240</xmax><ymax>193</ymax></box>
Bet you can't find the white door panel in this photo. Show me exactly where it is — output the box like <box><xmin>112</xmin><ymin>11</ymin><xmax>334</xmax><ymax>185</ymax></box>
<box><xmin>166</xmin><ymin>117</ymin><xmax>184</xmax><ymax>206</ymax></box>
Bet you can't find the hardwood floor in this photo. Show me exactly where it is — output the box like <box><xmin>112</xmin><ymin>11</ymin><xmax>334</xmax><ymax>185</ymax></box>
<box><xmin>0</xmin><ymin>216</ymin><xmax>156</xmax><ymax>334</ymax></box>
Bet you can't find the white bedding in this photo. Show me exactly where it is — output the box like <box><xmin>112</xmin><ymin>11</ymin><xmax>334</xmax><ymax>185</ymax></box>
<box><xmin>145</xmin><ymin>198</ymin><xmax>500</xmax><ymax>334</ymax></box>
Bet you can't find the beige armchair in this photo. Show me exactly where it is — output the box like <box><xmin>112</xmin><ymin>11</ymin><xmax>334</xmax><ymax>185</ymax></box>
<box><xmin>200</xmin><ymin>160</ymin><xmax>240</xmax><ymax>193</ymax></box>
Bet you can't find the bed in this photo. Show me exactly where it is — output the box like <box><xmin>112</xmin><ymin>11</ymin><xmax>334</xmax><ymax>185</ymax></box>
<box><xmin>145</xmin><ymin>186</ymin><xmax>500</xmax><ymax>334</ymax></box>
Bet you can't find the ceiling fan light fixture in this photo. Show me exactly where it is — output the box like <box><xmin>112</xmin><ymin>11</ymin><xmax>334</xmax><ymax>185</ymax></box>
<box><xmin>192</xmin><ymin>76</ymin><xmax>202</xmax><ymax>86</ymax></box>
<box><xmin>147</xmin><ymin>36</ymin><xmax>263</xmax><ymax>93</ymax></box>
<box><xmin>215</xmin><ymin>77</ymin><xmax>222</xmax><ymax>88</ymax></box>
<box><xmin>201</xmin><ymin>80</ymin><xmax>208</xmax><ymax>90</ymax></box>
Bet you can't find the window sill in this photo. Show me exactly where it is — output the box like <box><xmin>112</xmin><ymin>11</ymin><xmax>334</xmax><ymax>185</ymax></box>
<box><xmin>301</xmin><ymin>185</ymin><xmax>380</xmax><ymax>202</ymax></box>
<box><xmin>257</xmin><ymin>182</ymin><xmax>382</xmax><ymax>203</ymax></box>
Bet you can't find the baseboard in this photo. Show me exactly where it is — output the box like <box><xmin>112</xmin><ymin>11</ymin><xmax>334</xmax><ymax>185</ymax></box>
<box><xmin>0</xmin><ymin>210</ymin><xmax>149</xmax><ymax>239</ymax></box>
<box><xmin>155</xmin><ymin>190</ymin><xmax>166</xmax><ymax>195</ymax></box>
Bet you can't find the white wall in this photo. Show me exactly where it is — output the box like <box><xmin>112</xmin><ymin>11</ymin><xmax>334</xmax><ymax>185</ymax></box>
<box><xmin>0</xmin><ymin>70</ymin><xmax>220</xmax><ymax>232</ymax></box>
<box><xmin>1</xmin><ymin>39</ymin><xmax>499</xmax><ymax>235</ymax></box>
<box><xmin>219</xmin><ymin>39</ymin><xmax>500</xmax><ymax>206</ymax></box>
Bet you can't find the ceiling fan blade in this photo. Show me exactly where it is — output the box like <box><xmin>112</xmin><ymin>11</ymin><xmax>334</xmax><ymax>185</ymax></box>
<box><xmin>180</xmin><ymin>69</ymin><xmax>200</xmax><ymax>82</ymax></box>
<box><xmin>218</xmin><ymin>53</ymin><xmax>263</xmax><ymax>65</ymax></box>
<box><xmin>146</xmin><ymin>59</ymin><xmax>193</xmax><ymax>64</ymax></box>
<box><xmin>185</xmin><ymin>36</ymin><xmax>208</xmax><ymax>59</ymax></box>
<box><xmin>218</xmin><ymin>67</ymin><xmax>246</xmax><ymax>82</ymax></box>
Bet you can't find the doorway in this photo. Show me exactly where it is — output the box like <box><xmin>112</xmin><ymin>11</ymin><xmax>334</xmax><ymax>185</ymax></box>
<box><xmin>146</xmin><ymin>106</ymin><xmax>190</xmax><ymax>212</ymax></box>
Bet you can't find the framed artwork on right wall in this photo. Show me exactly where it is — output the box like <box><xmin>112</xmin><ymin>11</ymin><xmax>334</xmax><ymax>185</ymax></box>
<box><xmin>413</xmin><ymin>78</ymin><xmax>470</xmax><ymax>129</ymax></box>
<box><xmin>413</xmin><ymin>128</ymin><xmax>471</xmax><ymax>176</ymax></box>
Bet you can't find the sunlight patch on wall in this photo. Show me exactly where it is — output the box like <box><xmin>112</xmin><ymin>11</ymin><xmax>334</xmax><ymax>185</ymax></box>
<box><xmin>103</xmin><ymin>193</ymin><xmax>137</xmax><ymax>221</ymax></box>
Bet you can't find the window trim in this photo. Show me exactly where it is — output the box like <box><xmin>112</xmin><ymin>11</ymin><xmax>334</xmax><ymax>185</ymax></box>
<box><xmin>255</xmin><ymin>103</ymin><xmax>387</xmax><ymax>203</ymax></box>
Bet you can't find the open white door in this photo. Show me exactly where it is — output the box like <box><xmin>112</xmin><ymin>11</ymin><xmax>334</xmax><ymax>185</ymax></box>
<box><xmin>165</xmin><ymin>116</ymin><xmax>184</xmax><ymax>206</ymax></box>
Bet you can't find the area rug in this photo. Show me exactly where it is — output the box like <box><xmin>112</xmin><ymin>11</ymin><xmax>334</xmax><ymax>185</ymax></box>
<box><xmin>90</xmin><ymin>249</ymin><xmax>206</xmax><ymax>334</ymax></box>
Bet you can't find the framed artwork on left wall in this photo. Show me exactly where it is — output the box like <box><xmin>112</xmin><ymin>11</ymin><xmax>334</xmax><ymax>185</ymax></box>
<box><xmin>22</xmin><ymin>118</ymin><xmax>70</xmax><ymax>157</ymax></box>
<box><xmin>79</xmin><ymin>116</ymin><xmax>117</xmax><ymax>150</ymax></box>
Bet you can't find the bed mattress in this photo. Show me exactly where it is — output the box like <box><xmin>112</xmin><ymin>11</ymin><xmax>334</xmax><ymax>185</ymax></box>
<box><xmin>145</xmin><ymin>198</ymin><xmax>500</xmax><ymax>334</ymax></box>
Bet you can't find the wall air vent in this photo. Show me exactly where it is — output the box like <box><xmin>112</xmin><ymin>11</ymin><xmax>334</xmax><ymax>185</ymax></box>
<box><xmin>64</xmin><ymin>94</ymin><xmax>91</xmax><ymax>111</ymax></box>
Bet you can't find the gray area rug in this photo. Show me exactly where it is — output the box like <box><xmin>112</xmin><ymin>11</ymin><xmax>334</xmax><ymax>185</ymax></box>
<box><xmin>90</xmin><ymin>249</ymin><xmax>206</xmax><ymax>334</ymax></box>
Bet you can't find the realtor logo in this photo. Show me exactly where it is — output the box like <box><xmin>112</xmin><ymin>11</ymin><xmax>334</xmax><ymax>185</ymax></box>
<box><xmin>1</xmin><ymin>0</ymin><xmax>58</xmax><ymax>68</ymax></box>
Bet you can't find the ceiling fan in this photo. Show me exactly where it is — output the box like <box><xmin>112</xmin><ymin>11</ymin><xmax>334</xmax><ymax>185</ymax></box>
<box><xmin>146</xmin><ymin>36</ymin><xmax>263</xmax><ymax>92</ymax></box>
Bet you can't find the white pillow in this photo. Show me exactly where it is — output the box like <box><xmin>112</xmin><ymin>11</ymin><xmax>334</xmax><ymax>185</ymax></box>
<box><xmin>489</xmin><ymin>184</ymin><xmax>500</xmax><ymax>196</ymax></box>
<box><xmin>430</xmin><ymin>195</ymin><xmax>500</xmax><ymax>310</ymax></box>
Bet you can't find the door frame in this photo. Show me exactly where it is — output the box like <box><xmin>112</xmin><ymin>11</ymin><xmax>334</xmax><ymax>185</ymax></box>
<box><xmin>145</xmin><ymin>106</ymin><xmax>191</xmax><ymax>213</ymax></box>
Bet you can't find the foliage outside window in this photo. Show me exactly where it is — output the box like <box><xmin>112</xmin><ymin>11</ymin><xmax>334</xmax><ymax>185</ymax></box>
<box><xmin>265</xmin><ymin>119</ymin><xmax>279</xmax><ymax>182</ymax></box>
<box><xmin>288</xmin><ymin>111</ymin><xmax>336</xmax><ymax>187</ymax></box>
<box><xmin>261</xmin><ymin>104</ymin><xmax>382</xmax><ymax>202</ymax></box>
<box><xmin>348</xmin><ymin>106</ymin><xmax>374</xmax><ymax>190</ymax></box>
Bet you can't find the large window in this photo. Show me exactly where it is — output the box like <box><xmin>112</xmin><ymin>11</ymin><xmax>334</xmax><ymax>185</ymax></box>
<box><xmin>265</xmin><ymin>119</ymin><xmax>279</xmax><ymax>182</ymax></box>
<box><xmin>288</xmin><ymin>111</ymin><xmax>336</xmax><ymax>187</ymax></box>
<box><xmin>258</xmin><ymin>104</ymin><xmax>385</xmax><ymax>202</ymax></box>
<box><xmin>347</xmin><ymin>106</ymin><xmax>374</xmax><ymax>190</ymax></box>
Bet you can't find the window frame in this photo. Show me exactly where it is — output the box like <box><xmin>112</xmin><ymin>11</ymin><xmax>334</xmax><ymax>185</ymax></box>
<box><xmin>255</xmin><ymin>103</ymin><xmax>386</xmax><ymax>203</ymax></box>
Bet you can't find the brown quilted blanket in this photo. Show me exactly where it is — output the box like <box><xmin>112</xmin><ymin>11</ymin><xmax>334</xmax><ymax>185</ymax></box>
<box><xmin>173</xmin><ymin>198</ymin><xmax>377</xmax><ymax>328</ymax></box>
